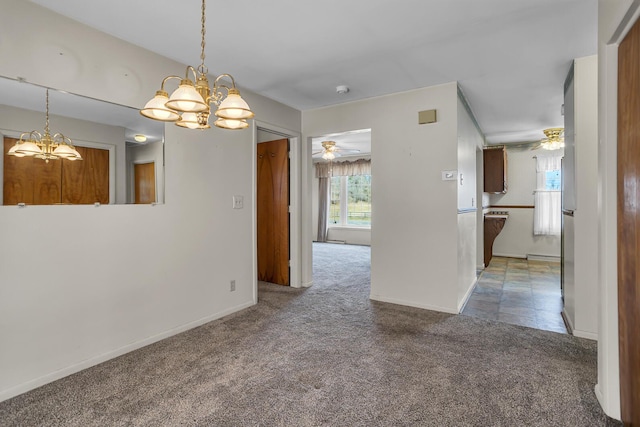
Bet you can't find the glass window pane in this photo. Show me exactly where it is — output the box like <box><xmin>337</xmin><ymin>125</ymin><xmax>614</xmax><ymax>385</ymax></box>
<box><xmin>346</xmin><ymin>175</ymin><xmax>371</xmax><ymax>226</ymax></box>
<box><xmin>545</xmin><ymin>170</ymin><xmax>561</xmax><ymax>190</ymax></box>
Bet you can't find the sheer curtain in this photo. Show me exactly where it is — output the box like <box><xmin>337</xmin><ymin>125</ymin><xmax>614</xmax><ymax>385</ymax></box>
<box><xmin>534</xmin><ymin>154</ymin><xmax>562</xmax><ymax>235</ymax></box>
<box><xmin>315</xmin><ymin>160</ymin><xmax>371</xmax><ymax>241</ymax></box>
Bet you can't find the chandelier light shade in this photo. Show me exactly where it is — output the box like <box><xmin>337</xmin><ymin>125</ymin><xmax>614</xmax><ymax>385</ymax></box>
<box><xmin>6</xmin><ymin>89</ymin><xmax>82</xmax><ymax>163</ymax></box>
<box><xmin>140</xmin><ymin>90</ymin><xmax>181</xmax><ymax>121</ymax></box>
<box><xmin>140</xmin><ymin>0</ymin><xmax>254</xmax><ymax>130</ymax></box>
<box><xmin>540</xmin><ymin>128</ymin><xmax>565</xmax><ymax>150</ymax></box>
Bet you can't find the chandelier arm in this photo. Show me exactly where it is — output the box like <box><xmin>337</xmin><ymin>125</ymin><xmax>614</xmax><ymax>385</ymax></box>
<box><xmin>160</xmin><ymin>75</ymin><xmax>182</xmax><ymax>91</ymax></box>
<box><xmin>184</xmin><ymin>65</ymin><xmax>199</xmax><ymax>82</ymax></box>
<box><xmin>213</xmin><ymin>73</ymin><xmax>237</xmax><ymax>90</ymax></box>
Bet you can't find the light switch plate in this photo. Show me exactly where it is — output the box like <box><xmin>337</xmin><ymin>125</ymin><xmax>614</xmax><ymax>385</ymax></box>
<box><xmin>233</xmin><ymin>195</ymin><xmax>244</xmax><ymax>209</ymax></box>
<box><xmin>441</xmin><ymin>170</ymin><xmax>457</xmax><ymax>181</ymax></box>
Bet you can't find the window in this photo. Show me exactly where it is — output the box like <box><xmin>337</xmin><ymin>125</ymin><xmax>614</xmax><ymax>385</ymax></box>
<box><xmin>544</xmin><ymin>169</ymin><xmax>561</xmax><ymax>190</ymax></box>
<box><xmin>329</xmin><ymin>175</ymin><xmax>371</xmax><ymax>227</ymax></box>
<box><xmin>534</xmin><ymin>155</ymin><xmax>562</xmax><ymax>235</ymax></box>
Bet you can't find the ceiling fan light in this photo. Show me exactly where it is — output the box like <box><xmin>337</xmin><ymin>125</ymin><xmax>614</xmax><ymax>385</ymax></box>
<box><xmin>165</xmin><ymin>80</ymin><xmax>207</xmax><ymax>113</ymax></box>
<box><xmin>141</xmin><ymin>90</ymin><xmax>181</xmax><ymax>121</ymax></box>
<box><xmin>322</xmin><ymin>152</ymin><xmax>336</xmax><ymax>160</ymax></box>
<box><xmin>215</xmin><ymin>89</ymin><xmax>254</xmax><ymax>120</ymax></box>
<box><xmin>214</xmin><ymin>118</ymin><xmax>249</xmax><ymax>130</ymax></box>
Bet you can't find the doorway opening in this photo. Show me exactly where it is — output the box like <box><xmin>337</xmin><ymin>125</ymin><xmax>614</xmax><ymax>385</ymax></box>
<box><xmin>310</xmin><ymin>129</ymin><xmax>372</xmax><ymax>288</ymax></box>
<box><xmin>462</xmin><ymin>144</ymin><xmax>564</xmax><ymax>334</ymax></box>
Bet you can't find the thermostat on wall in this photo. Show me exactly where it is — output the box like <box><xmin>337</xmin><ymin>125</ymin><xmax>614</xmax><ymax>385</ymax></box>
<box><xmin>441</xmin><ymin>170</ymin><xmax>457</xmax><ymax>181</ymax></box>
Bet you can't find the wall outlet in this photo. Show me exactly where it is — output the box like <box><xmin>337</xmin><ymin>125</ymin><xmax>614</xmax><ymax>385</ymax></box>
<box><xmin>232</xmin><ymin>195</ymin><xmax>243</xmax><ymax>209</ymax></box>
<box><xmin>230</xmin><ymin>280</ymin><xmax>236</xmax><ymax>292</ymax></box>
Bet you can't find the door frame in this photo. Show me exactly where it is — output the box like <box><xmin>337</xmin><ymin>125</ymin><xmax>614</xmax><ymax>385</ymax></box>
<box><xmin>252</xmin><ymin>121</ymin><xmax>302</xmax><ymax>302</ymax></box>
<box><xmin>598</xmin><ymin>1</ymin><xmax>640</xmax><ymax>420</ymax></box>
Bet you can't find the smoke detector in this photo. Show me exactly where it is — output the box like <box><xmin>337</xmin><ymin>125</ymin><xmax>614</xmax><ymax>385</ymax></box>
<box><xmin>336</xmin><ymin>85</ymin><xmax>350</xmax><ymax>94</ymax></box>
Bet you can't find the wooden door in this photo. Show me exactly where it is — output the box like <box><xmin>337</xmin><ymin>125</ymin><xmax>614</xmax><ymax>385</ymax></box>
<box><xmin>4</xmin><ymin>137</ymin><xmax>109</xmax><ymax>205</ymax></box>
<box><xmin>134</xmin><ymin>162</ymin><xmax>156</xmax><ymax>204</ymax></box>
<box><xmin>257</xmin><ymin>138</ymin><xmax>289</xmax><ymax>285</ymax></box>
<box><xmin>618</xmin><ymin>16</ymin><xmax>640</xmax><ymax>425</ymax></box>
<box><xmin>4</xmin><ymin>137</ymin><xmax>61</xmax><ymax>205</ymax></box>
<box><xmin>62</xmin><ymin>146</ymin><xmax>109</xmax><ymax>204</ymax></box>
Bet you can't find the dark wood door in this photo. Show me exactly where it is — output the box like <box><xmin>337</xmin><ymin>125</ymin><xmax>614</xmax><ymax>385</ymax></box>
<box><xmin>62</xmin><ymin>146</ymin><xmax>109</xmax><ymax>204</ymax></box>
<box><xmin>257</xmin><ymin>138</ymin><xmax>289</xmax><ymax>286</ymax></box>
<box><xmin>618</xmin><ymin>16</ymin><xmax>640</xmax><ymax>426</ymax></box>
<box><xmin>4</xmin><ymin>137</ymin><xmax>61</xmax><ymax>205</ymax></box>
<box><xmin>4</xmin><ymin>137</ymin><xmax>109</xmax><ymax>205</ymax></box>
<box><xmin>134</xmin><ymin>162</ymin><xmax>156</xmax><ymax>204</ymax></box>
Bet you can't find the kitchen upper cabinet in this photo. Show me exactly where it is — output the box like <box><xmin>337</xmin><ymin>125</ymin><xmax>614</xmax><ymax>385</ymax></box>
<box><xmin>483</xmin><ymin>146</ymin><xmax>507</xmax><ymax>193</ymax></box>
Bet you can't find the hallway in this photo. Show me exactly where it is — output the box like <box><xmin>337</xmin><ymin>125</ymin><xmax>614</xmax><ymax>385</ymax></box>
<box><xmin>461</xmin><ymin>257</ymin><xmax>566</xmax><ymax>334</ymax></box>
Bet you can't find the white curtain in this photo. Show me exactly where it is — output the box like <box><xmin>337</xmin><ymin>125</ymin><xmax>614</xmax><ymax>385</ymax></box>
<box><xmin>315</xmin><ymin>159</ymin><xmax>371</xmax><ymax>178</ymax></box>
<box><xmin>534</xmin><ymin>154</ymin><xmax>562</xmax><ymax>235</ymax></box>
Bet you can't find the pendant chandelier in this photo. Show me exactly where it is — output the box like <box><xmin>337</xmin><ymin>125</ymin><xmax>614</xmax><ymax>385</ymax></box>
<box><xmin>540</xmin><ymin>128</ymin><xmax>564</xmax><ymax>150</ymax></box>
<box><xmin>140</xmin><ymin>0</ymin><xmax>254</xmax><ymax>130</ymax></box>
<box><xmin>6</xmin><ymin>89</ymin><xmax>82</xmax><ymax>162</ymax></box>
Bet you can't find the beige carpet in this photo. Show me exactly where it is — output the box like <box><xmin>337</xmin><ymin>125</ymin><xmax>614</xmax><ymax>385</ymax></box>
<box><xmin>0</xmin><ymin>243</ymin><xmax>620</xmax><ymax>426</ymax></box>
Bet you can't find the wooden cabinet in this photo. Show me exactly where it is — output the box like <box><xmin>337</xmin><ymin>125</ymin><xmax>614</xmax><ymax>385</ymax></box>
<box><xmin>483</xmin><ymin>146</ymin><xmax>507</xmax><ymax>193</ymax></box>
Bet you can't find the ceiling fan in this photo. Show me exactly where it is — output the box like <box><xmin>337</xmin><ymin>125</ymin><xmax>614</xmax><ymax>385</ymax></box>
<box><xmin>312</xmin><ymin>140</ymin><xmax>360</xmax><ymax>160</ymax></box>
<box><xmin>500</xmin><ymin>128</ymin><xmax>565</xmax><ymax>152</ymax></box>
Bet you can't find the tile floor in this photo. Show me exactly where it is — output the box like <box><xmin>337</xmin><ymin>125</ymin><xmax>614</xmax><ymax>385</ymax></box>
<box><xmin>461</xmin><ymin>256</ymin><xmax>567</xmax><ymax>334</ymax></box>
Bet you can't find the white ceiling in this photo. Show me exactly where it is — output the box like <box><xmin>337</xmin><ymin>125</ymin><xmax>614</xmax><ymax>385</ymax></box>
<box><xmin>29</xmin><ymin>0</ymin><xmax>597</xmax><ymax>145</ymax></box>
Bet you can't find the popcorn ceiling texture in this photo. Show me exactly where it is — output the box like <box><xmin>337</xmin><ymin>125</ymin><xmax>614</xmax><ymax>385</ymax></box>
<box><xmin>0</xmin><ymin>243</ymin><xmax>619</xmax><ymax>426</ymax></box>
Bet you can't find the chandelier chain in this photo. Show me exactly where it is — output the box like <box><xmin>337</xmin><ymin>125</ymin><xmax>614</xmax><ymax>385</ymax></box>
<box><xmin>199</xmin><ymin>0</ymin><xmax>207</xmax><ymax>75</ymax></box>
<box><xmin>44</xmin><ymin>89</ymin><xmax>50</xmax><ymax>135</ymax></box>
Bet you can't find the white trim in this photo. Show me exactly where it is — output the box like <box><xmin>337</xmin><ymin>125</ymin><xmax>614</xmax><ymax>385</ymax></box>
<box><xmin>562</xmin><ymin>308</ymin><xmax>575</xmax><ymax>333</ymax></box>
<box><xmin>457</xmin><ymin>278</ymin><xmax>478</xmax><ymax>313</ymax></box>
<box><xmin>573</xmin><ymin>329</ymin><xmax>598</xmax><ymax>341</ymax></box>
<box><xmin>526</xmin><ymin>254</ymin><xmax>561</xmax><ymax>262</ymax></box>
<box><xmin>370</xmin><ymin>294</ymin><xmax>459</xmax><ymax>314</ymax></box>
<box><xmin>0</xmin><ymin>300</ymin><xmax>255</xmax><ymax>403</ymax></box>
<box><xmin>492</xmin><ymin>252</ymin><xmax>527</xmax><ymax>259</ymax></box>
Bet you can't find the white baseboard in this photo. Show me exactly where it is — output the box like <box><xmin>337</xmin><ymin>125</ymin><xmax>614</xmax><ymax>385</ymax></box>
<box><xmin>594</xmin><ymin>383</ymin><xmax>622</xmax><ymax>421</ymax></box>
<box><xmin>0</xmin><ymin>300</ymin><xmax>256</xmax><ymax>403</ymax></box>
<box><xmin>527</xmin><ymin>254</ymin><xmax>561</xmax><ymax>262</ymax></box>
<box><xmin>370</xmin><ymin>294</ymin><xmax>458</xmax><ymax>314</ymax></box>
<box><xmin>493</xmin><ymin>252</ymin><xmax>526</xmax><ymax>259</ymax></box>
<box><xmin>573</xmin><ymin>329</ymin><xmax>598</xmax><ymax>340</ymax></box>
<box><xmin>561</xmin><ymin>309</ymin><xmax>575</xmax><ymax>334</ymax></box>
<box><xmin>457</xmin><ymin>278</ymin><xmax>478</xmax><ymax>313</ymax></box>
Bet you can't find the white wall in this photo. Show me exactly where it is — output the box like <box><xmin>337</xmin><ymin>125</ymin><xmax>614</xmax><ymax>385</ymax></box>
<box><xmin>562</xmin><ymin>55</ymin><xmax>599</xmax><ymax>340</ymax></box>
<box><xmin>456</xmin><ymin>93</ymin><xmax>483</xmax><ymax>309</ymax></box>
<box><xmin>0</xmin><ymin>104</ymin><xmax>127</xmax><ymax>204</ymax></box>
<box><xmin>489</xmin><ymin>147</ymin><xmax>561</xmax><ymax>259</ymax></box>
<box><xmin>303</xmin><ymin>82</ymin><xmax>460</xmax><ymax>313</ymax></box>
<box><xmin>595</xmin><ymin>0</ymin><xmax>640</xmax><ymax>419</ymax></box>
<box><xmin>0</xmin><ymin>0</ymin><xmax>301</xmax><ymax>401</ymax></box>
